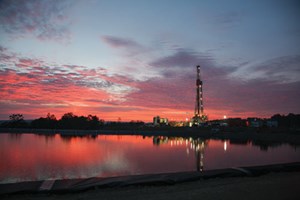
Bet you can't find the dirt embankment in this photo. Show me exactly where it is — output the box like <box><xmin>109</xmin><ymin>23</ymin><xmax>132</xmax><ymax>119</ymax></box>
<box><xmin>1</xmin><ymin>171</ymin><xmax>299</xmax><ymax>200</ymax></box>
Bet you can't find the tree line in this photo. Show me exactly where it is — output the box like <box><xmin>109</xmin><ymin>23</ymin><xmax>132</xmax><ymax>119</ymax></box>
<box><xmin>271</xmin><ymin>113</ymin><xmax>300</xmax><ymax>129</ymax></box>
<box><xmin>1</xmin><ymin>113</ymin><xmax>104</xmax><ymax>130</ymax></box>
<box><xmin>220</xmin><ymin>113</ymin><xmax>300</xmax><ymax>128</ymax></box>
<box><xmin>0</xmin><ymin>112</ymin><xmax>146</xmax><ymax>130</ymax></box>
<box><xmin>1</xmin><ymin>112</ymin><xmax>299</xmax><ymax>130</ymax></box>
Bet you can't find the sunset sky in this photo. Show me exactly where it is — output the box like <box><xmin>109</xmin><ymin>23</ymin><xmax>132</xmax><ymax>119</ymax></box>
<box><xmin>0</xmin><ymin>0</ymin><xmax>299</xmax><ymax>122</ymax></box>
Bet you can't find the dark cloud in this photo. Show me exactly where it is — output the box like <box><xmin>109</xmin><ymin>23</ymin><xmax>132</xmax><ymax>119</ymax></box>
<box><xmin>231</xmin><ymin>55</ymin><xmax>300</xmax><ymax>83</ymax></box>
<box><xmin>0</xmin><ymin>0</ymin><xmax>72</xmax><ymax>41</ymax></box>
<box><xmin>101</xmin><ymin>35</ymin><xmax>142</xmax><ymax>49</ymax></box>
<box><xmin>213</xmin><ymin>11</ymin><xmax>243</xmax><ymax>29</ymax></box>
<box><xmin>0</xmin><ymin>46</ymin><xmax>17</xmax><ymax>65</ymax></box>
<box><xmin>149</xmin><ymin>49</ymin><xmax>236</xmax><ymax>81</ymax></box>
<box><xmin>150</xmin><ymin>49</ymin><xmax>213</xmax><ymax>69</ymax></box>
<box><xmin>102</xmin><ymin>35</ymin><xmax>151</xmax><ymax>58</ymax></box>
<box><xmin>254</xmin><ymin>55</ymin><xmax>300</xmax><ymax>83</ymax></box>
<box><xmin>0</xmin><ymin>46</ymin><xmax>7</xmax><ymax>52</ymax></box>
<box><xmin>63</xmin><ymin>65</ymin><xmax>87</xmax><ymax>70</ymax></box>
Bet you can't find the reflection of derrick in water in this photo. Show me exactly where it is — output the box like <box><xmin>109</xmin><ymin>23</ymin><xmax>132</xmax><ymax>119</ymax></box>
<box><xmin>152</xmin><ymin>136</ymin><xmax>206</xmax><ymax>171</ymax></box>
<box><xmin>193</xmin><ymin>138</ymin><xmax>205</xmax><ymax>172</ymax></box>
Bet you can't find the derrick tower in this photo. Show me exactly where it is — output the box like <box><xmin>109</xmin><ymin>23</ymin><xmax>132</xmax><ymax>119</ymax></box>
<box><xmin>192</xmin><ymin>65</ymin><xmax>207</xmax><ymax>125</ymax></box>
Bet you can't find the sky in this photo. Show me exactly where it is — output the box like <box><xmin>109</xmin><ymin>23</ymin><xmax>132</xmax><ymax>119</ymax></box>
<box><xmin>0</xmin><ymin>0</ymin><xmax>300</xmax><ymax>122</ymax></box>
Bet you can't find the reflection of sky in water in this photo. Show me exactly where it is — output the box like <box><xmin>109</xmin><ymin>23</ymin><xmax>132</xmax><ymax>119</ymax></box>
<box><xmin>0</xmin><ymin>133</ymin><xmax>299</xmax><ymax>183</ymax></box>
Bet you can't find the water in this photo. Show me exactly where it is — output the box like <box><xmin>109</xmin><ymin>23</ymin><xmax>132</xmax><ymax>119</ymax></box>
<box><xmin>0</xmin><ymin>133</ymin><xmax>299</xmax><ymax>183</ymax></box>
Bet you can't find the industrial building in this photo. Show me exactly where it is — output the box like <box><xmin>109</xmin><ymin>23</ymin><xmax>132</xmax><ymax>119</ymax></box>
<box><xmin>153</xmin><ymin>116</ymin><xmax>169</xmax><ymax>126</ymax></box>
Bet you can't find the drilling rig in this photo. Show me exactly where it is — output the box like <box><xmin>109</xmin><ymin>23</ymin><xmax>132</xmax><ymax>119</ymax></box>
<box><xmin>192</xmin><ymin>65</ymin><xmax>207</xmax><ymax>125</ymax></box>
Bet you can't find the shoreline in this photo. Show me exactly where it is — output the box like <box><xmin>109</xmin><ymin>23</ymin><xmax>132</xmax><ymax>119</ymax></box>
<box><xmin>1</xmin><ymin>127</ymin><xmax>300</xmax><ymax>145</ymax></box>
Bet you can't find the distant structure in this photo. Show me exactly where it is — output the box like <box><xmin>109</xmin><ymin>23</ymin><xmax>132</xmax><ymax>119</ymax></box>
<box><xmin>153</xmin><ymin>116</ymin><xmax>169</xmax><ymax>126</ymax></box>
<box><xmin>247</xmin><ymin>118</ymin><xmax>263</xmax><ymax>128</ymax></box>
<box><xmin>192</xmin><ymin>65</ymin><xmax>207</xmax><ymax>125</ymax></box>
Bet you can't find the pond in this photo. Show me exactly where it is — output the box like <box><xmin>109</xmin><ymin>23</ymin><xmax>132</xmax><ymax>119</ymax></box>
<box><xmin>0</xmin><ymin>133</ymin><xmax>299</xmax><ymax>183</ymax></box>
